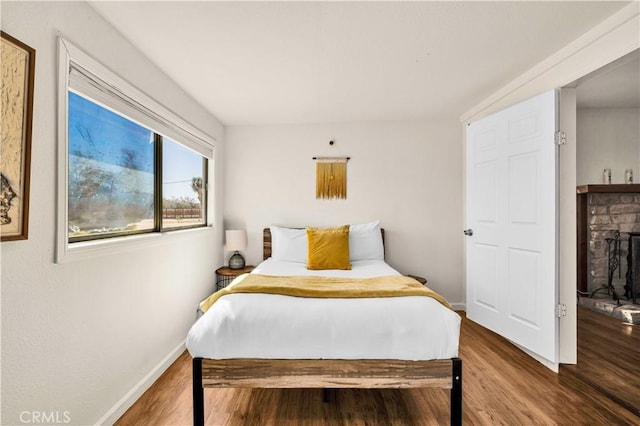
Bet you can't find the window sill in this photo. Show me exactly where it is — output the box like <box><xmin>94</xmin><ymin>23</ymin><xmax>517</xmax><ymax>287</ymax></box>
<box><xmin>55</xmin><ymin>225</ymin><xmax>214</xmax><ymax>264</ymax></box>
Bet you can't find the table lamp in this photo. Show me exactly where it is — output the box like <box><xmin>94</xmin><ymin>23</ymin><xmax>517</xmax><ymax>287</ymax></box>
<box><xmin>226</xmin><ymin>230</ymin><xmax>247</xmax><ymax>269</ymax></box>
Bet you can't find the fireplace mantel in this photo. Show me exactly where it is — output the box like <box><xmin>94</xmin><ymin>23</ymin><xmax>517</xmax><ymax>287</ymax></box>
<box><xmin>577</xmin><ymin>184</ymin><xmax>640</xmax><ymax>194</ymax></box>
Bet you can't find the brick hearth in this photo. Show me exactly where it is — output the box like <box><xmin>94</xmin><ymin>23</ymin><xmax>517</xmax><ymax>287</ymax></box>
<box><xmin>578</xmin><ymin>296</ymin><xmax>640</xmax><ymax>325</ymax></box>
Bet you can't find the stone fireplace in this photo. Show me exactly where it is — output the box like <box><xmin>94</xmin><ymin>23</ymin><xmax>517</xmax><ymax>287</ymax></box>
<box><xmin>626</xmin><ymin>233</ymin><xmax>640</xmax><ymax>304</ymax></box>
<box><xmin>577</xmin><ymin>184</ymin><xmax>640</xmax><ymax>323</ymax></box>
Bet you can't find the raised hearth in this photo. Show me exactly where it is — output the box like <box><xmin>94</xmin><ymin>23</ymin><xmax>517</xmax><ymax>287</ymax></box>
<box><xmin>578</xmin><ymin>296</ymin><xmax>640</xmax><ymax>325</ymax></box>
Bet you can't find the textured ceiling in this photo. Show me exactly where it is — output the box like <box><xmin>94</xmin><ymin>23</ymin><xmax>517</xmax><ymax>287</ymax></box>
<box><xmin>90</xmin><ymin>1</ymin><xmax>631</xmax><ymax>126</ymax></box>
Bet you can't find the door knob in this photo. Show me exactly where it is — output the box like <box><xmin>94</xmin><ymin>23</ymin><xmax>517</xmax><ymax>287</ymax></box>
<box><xmin>463</xmin><ymin>229</ymin><xmax>473</xmax><ymax>236</ymax></box>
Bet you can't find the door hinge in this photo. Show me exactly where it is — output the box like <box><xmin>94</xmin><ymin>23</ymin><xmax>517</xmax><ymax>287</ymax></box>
<box><xmin>555</xmin><ymin>131</ymin><xmax>566</xmax><ymax>146</ymax></box>
<box><xmin>556</xmin><ymin>303</ymin><xmax>567</xmax><ymax>318</ymax></box>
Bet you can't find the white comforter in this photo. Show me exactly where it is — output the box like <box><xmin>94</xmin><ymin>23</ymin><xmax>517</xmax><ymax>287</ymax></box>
<box><xmin>186</xmin><ymin>259</ymin><xmax>460</xmax><ymax>360</ymax></box>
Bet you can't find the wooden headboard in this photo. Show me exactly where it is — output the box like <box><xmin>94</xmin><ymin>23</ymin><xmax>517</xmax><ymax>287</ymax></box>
<box><xmin>263</xmin><ymin>227</ymin><xmax>385</xmax><ymax>260</ymax></box>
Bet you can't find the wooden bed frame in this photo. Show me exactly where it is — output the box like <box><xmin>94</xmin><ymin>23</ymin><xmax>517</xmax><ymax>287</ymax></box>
<box><xmin>192</xmin><ymin>228</ymin><xmax>462</xmax><ymax>425</ymax></box>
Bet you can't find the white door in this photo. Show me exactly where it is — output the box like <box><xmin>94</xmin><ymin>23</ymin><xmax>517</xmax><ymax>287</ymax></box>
<box><xmin>466</xmin><ymin>90</ymin><xmax>558</xmax><ymax>364</ymax></box>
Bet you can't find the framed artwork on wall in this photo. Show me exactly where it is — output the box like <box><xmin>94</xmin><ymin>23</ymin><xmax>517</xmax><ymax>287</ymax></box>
<box><xmin>1</xmin><ymin>31</ymin><xmax>35</xmax><ymax>241</ymax></box>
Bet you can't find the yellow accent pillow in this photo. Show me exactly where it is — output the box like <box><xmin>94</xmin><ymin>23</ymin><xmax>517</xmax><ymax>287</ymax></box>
<box><xmin>306</xmin><ymin>225</ymin><xmax>352</xmax><ymax>270</ymax></box>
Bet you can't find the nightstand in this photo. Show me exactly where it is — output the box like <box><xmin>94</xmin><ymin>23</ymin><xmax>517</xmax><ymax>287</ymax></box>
<box><xmin>406</xmin><ymin>274</ymin><xmax>427</xmax><ymax>285</ymax></box>
<box><xmin>215</xmin><ymin>265</ymin><xmax>254</xmax><ymax>291</ymax></box>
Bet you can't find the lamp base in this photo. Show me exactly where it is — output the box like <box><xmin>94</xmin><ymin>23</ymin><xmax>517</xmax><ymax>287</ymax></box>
<box><xmin>228</xmin><ymin>251</ymin><xmax>246</xmax><ymax>269</ymax></box>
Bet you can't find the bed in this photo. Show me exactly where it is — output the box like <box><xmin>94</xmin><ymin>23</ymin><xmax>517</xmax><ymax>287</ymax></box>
<box><xmin>187</xmin><ymin>225</ymin><xmax>462</xmax><ymax>425</ymax></box>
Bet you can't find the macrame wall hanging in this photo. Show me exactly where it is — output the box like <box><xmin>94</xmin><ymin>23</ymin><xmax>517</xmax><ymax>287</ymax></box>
<box><xmin>314</xmin><ymin>157</ymin><xmax>349</xmax><ymax>200</ymax></box>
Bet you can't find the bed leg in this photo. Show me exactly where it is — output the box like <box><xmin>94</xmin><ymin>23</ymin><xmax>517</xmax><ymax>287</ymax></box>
<box><xmin>323</xmin><ymin>388</ymin><xmax>329</xmax><ymax>403</ymax></box>
<box><xmin>450</xmin><ymin>357</ymin><xmax>462</xmax><ymax>426</ymax></box>
<box><xmin>193</xmin><ymin>358</ymin><xmax>204</xmax><ymax>426</ymax></box>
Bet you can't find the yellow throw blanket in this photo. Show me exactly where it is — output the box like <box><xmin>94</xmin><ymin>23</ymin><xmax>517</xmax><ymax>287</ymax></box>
<box><xmin>200</xmin><ymin>273</ymin><xmax>452</xmax><ymax>313</ymax></box>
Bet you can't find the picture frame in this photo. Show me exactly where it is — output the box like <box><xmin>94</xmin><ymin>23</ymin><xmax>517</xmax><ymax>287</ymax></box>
<box><xmin>1</xmin><ymin>31</ymin><xmax>35</xmax><ymax>241</ymax></box>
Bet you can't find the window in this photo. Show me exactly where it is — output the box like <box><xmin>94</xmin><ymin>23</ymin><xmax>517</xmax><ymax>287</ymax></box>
<box><xmin>68</xmin><ymin>92</ymin><xmax>155</xmax><ymax>240</ymax></box>
<box><xmin>162</xmin><ymin>138</ymin><xmax>207</xmax><ymax>230</ymax></box>
<box><xmin>58</xmin><ymin>37</ymin><xmax>215</xmax><ymax>261</ymax></box>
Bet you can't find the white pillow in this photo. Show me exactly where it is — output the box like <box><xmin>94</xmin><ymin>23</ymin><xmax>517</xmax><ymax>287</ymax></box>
<box><xmin>270</xmin><ymin>226</ymin><xmax>307</xmax><ymax>263</ymax></box>
<box><xmin>349</xmin><ymin>220</ymin><xmax>384</xmax><ymax>261</ymax></box>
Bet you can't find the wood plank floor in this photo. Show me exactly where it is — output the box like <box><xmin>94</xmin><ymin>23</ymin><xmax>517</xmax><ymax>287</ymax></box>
<box><xmin>116</xmin><ymin>310</ymin><xmax>640</xmax><ymax>425</ymax></box>
<box><xmin>562</xmin><ymin>305</ymin><xmax>640</xmax><ymax>417</ymax></box>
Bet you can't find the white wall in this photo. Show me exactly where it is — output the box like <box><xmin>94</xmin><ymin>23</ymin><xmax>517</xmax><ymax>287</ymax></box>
<box><xmin>224</xmin><ymin>121</ymin><xmax>464</xmax><ymax>306</ymax></box>
<box><xmin>1</xmin><ymin>2</ymin><xmax>225</xmax><ymax>425</ymax></box>
<box><xmin>576</xmin><ymin>108</ymin><xmax>640</xmax><ymax>185</ymax></box>
<box><xmin>461</xmin><ymin>3</ymin><xmax>640</xmax><ymax>124</ymax></box>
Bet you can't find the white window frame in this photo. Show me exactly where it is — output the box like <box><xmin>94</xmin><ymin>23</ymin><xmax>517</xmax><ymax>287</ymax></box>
<box><xmin>56</xmin><ymin>37</ymin><xmax>216</xmax><ymax>263</ymax></box>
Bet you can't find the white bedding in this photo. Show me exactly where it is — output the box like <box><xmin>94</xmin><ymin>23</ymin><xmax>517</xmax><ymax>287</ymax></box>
<box><xmin>254</xmin><ymin>258</ymin><xmax>402</xmax><ymax>278</ymax></box>
<box><xmin>186</xmin><ymin>259</ymin><xmax>461</xmax><ymax>360</ymax></box>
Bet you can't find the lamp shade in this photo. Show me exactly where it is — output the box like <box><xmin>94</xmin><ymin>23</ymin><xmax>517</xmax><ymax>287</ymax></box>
<box><xmin>225</xmin><ymin>230</ymin><xmax>247</xmax><ymax>251</ymax></box>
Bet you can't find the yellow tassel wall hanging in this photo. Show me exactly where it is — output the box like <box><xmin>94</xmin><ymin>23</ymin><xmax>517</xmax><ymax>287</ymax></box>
<box><xmin>315</xmin><ymin>157</ymin><xmax>348</xmax><ymax>199</ymax></box>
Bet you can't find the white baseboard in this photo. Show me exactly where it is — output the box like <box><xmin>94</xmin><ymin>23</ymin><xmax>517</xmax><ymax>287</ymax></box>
<box><xmin>95</xmin><ymin>339</ymin><xmax>186</xmax><ymax>425</ymax></box>
<box><xmin>451</xmin><ymin>302</ymin><xmax>466</xmax><ymax>311</ymax></box>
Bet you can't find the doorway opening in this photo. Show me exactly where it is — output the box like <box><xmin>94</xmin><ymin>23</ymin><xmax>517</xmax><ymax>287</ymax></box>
<box><xmin>564</xmin><ymin>48</ymin><xmax>640</xmax><ymax>415</ymax></box>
